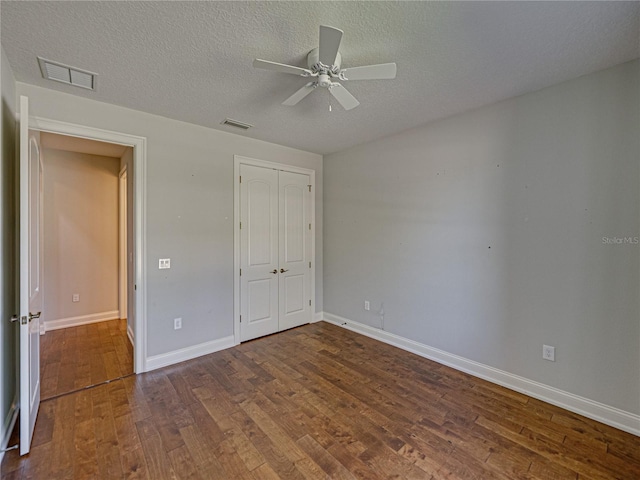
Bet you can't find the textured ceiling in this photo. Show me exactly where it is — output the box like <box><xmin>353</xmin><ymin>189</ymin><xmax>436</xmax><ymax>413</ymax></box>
<box><xmin>2</xmin><ymin>1</ymin><xmax>639</xmax><ymax>155</ymax></box>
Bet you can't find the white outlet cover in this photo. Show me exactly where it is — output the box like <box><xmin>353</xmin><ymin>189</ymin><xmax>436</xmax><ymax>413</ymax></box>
<box><xmin>174</xmin><ymin>317</ymin><xmax>182</xmax><ymax>330</ymax></box>
<box><xmin>159</xmin><ymin>258</ymin><xmax>171</xmax><ymax>269</ymax></box>
<box><xmin>72</xmin><ymin>294</ymin><xmax>80</xmax><ymax>302</ymax></box>
<box><xmin>543</xmin><ymin>345</ymin><xmax>555</xmax><ymax>361</ymax></box>
<box><xmin>364</xmin><ymin>301</ymin><xmax>370</xmax><ymax>311</ymax></box>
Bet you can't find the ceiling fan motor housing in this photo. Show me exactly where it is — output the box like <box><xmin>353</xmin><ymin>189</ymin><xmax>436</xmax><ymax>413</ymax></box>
<box><xmin>307</xmin><ymin>47</ymin><xmax>341</xmax><ymax>73</ymax></box>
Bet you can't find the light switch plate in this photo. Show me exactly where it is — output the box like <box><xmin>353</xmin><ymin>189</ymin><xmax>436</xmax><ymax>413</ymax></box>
<box><xmin>159</xmin><ymin>258</ymin><xmax>171</xmax><ymax>269</ymax></box>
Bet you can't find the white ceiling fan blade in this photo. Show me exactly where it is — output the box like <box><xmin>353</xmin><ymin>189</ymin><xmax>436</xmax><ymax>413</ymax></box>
<box><xmin>282</xmin><ymin>82</ymin><xmax>316</xmax><ymax>106</ymax></box>
<box><xmin>318</xmin><ymin>25</ymin><xmax>343</xmax><ymax>66</ymax></box>
<box><xmin>253</xmin><ymin>59</ymin><xmax>312</xmax><ymax>76</ymax></box>
<box><xmin>341</xmin><ymin>63</ymin><xmax>397</xmax><ymax>81</ymax></box>
<box><xmin>328</xmin><ymin>83</ymin><xmax>359</xmax><ymax>110</ymax></box>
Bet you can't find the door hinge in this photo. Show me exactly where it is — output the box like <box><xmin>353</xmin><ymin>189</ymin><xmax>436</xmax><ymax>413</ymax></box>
<box><xmin>309</xmin><ymin>223</ymin><xmax>311</xmax><ymax>230</ymax></box>
<box><xmin>240</xmin><ymin>222</ymin><xmax>242</xmax><ymax>229</ymax></box>
<box><xmin>308</xmin><ymin>185</ymin><xmax>311</xmax><ymax>192</ymax></box>
<box><xmin>239</xmin><ymin>175</ymin><xmax>242</xmax><ymax>183</ymax></box>
<box><xmin>135</xmin><ymin>284</ymin><xmax>137</xmax><ymax>291</ymax></box>
<box><xmin>309</xmin><ymin>261</ymin><xmax>311</xmax><ymax>268</ymax></box>
<box><xmin>240</xmin><ymin>315</ymin><xmax>242</xmax><ymax>323</ymax></box>
<box><xmin>309</xmin><ymin>300</ymin><xmax>311</xmax><ymax>306</ymax></box>
<box><xmin>240</xmin><ymin>268</ymin><xmax>242</xmax><ymax>276</ymax></box>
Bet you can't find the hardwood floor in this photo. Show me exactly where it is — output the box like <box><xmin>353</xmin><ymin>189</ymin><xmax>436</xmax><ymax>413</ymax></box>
<box><xmin>2</xmin><ymin>321</ymin><xmax>638</xmax><ymax>479</ymax></box>
<box><xmin>40</xmin><ymin>318</ymin><xmax>133</xmax><ymax>400</ymax></box>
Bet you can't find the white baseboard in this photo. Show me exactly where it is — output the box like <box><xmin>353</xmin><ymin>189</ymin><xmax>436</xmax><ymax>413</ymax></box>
<box><xmin>321</xmin><ymin>312</ymin><xmax>640</xmax><ymax>437</ymax></box>
<box><xmin>313</xmin><ymin>311</ymin><xmax>323</xmax><ymax>323</ymax></box>
<box><xmin>127</xmin><ymin>324</ymin><xmax>134</xmax><ymax>347</ymax></box>
<box><xmin>44</xmin><ymin>310</ymin><xmax>120</xmax><ymax>332</ymax></box>
<box><xmin>146</xmin><ymin>335</ymin><xmax>235</xmax><ymax>371</ymax></box>
<box><xmin>0</xmin><ymin>394</ymin><xmax>19</xmax><ymax>465</ymax></box>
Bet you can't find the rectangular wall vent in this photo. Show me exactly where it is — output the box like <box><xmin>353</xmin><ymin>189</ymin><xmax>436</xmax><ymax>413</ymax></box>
<box><xmin>37</xmin><ymin>57</ymin><xmax>97</xmax><ymax>91</ymax></box>
<box><xmin>221</xmin><ymin>118</ymin><xmax>253</xmax><ymax>130</ymax></box>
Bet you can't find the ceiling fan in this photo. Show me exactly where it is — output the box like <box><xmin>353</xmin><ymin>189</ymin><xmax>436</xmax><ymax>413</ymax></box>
<box><xmin>253</xmin><ymin>25</ymin><xmax>397</xmax><ymax>111</ymax></box>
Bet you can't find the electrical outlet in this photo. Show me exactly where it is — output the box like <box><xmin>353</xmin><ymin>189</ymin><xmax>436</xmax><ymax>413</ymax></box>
<box><xmin>159</xmin><ymin>258</ymin><xmax>171</xmax><ymax>269</ymax></box>
<box><xmin>364</xmin><ymin>301</ymin><xmax>370</xmax><ymax>311</ymax></box>
<box><xmin>72</xmin><ymin>294</ymin><xmax>80</xmax><ymax>303</ymax></box>
<box><xmin>543</xmin><ymin>345</ymin><xmax>555</xmax><ymax>362</ymax></box>
<box><xmin>174</xmin><ymin>318</ymin><xmax>182</xmax><ymax>330</ymax></box>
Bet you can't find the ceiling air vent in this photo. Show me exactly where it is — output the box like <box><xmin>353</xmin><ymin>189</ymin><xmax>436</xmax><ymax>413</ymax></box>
<box><xmin>221</xmin><ymin>118</ymin><xmax>253</xmax><ymax>130</ymax></box>
<box><xmin>37</xmin><ymin>57</ymin><xmax>97</xmax><ymax>91</ymax></box>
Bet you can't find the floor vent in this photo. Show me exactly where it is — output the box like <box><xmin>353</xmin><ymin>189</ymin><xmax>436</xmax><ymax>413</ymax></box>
<box><xmin>37</xmin><ymin>57</ymin><xmax>97</xmax><ymax>91</ymax></box>
<box><xmin>221</xmin><ymin>118</ymin><xmax>253</xmax><ymax>130</ymax></box>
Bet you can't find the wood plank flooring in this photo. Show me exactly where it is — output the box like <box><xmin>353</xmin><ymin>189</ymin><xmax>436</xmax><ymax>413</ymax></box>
<box><xmin>2</xmin><ymin>322</ymin><xmax>639</xmax><ymax>479</ymax></box>
<box><xmin>40</xmin><ymin>318</ymin><xmax>133</xmax><ymax>400</ymax></box>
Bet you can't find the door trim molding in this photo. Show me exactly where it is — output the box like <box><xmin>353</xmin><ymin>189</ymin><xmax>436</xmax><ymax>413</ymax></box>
<box><xmin>29</xmin><ymin>116</ymin><xmax>148</xmax><ymax>373</ymax></box>
<box><xmin>118</xmin><ymin>166</ymin><xmax>127</xmax><ymax>320</ymax></box>
<box><xmin>0</xmin><ymin>393</ymin><xmax>18</xmax><ymax>465</ymax></box>
<box><xmin>233</xmin><ymin>155</ymin><xmax>316</xmax><ymax>345</ymax></box>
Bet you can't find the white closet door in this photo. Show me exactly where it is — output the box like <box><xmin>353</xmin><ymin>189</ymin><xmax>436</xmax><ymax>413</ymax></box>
<box><xmin>278</xmin><ymin>171</ymin><xmax>312</xmax><ymax>331</ymax></box>
<box><xmin>240</xmin><ymin>165</ymin><xmax>279</xmax><ymax>342</ymax></box>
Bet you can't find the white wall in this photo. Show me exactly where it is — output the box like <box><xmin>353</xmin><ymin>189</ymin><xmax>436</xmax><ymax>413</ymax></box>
<box><xmin>324</xmin><ymin>60</ymin><xmax>640</xmax><ymax>417</ymax></box>
<box><xmin>42</xmin><ymin>148</ymin><xmax>120</xmax><ymax>327</ymax></box>
<box><xmin>0</xmin><ymin>45</ymin><xmax>18</xmax><ymax>455</ymax></box>
<box><xmin>17</xmin><ymin>82</ymin><xmax>323</xmax><ymax>359</ymax></box>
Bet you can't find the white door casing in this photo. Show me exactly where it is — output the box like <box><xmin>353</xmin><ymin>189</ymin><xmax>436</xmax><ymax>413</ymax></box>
<box><xmin>235</xmin><ymin>157</ymin><xmax>315</xmax><ymax>344</ymax></box>
<box><xmin>119</xmin><ymin>167</ymin><xmax>127</xmax><ymax>320</ymax></box>
<box><xmin>27</xmin><ymin>115</ymin><xmax>147</xmax><ymax>374</ymax></box>
<box><xmin>19</xmin><ymin>96</ymin><xmax>42</xmax><ymax>455</ymax></box>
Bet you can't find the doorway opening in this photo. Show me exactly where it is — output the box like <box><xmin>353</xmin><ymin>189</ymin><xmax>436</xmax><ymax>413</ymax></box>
<box><xmin>37</xmin><ymin>132</ymin><xmax>134</xmax><ymax>400</ymax></box>
<box><xmin>14</xmin><ymin>97</ymin><xmax>147</xmax><ymax>455</ymax></box>
<box><xmin>26</xmin><ymin>115</ymin><xmax>147</xmax><ymax>381</ymax></box>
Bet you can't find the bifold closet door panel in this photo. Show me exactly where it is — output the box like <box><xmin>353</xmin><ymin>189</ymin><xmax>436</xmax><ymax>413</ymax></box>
<box><xmin>278</xmin><ymin>170</ymin><xmax>312</xmax><ymax>331</ymax></box>
<box><xmin>239</xmin><ymin>164</ymin><xmax>279</xmax><ymax>342</ymax></box>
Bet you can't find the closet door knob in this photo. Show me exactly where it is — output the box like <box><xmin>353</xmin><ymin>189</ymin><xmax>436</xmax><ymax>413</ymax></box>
<box><xmin>270</xmin><ymin>269</ymin><xmax>278</xmax><ymax>274</ymax></box>
<box><xmin>280</xmin><ymin>268</ymin><xmax>289</xmax><ymax>273</ymax></box>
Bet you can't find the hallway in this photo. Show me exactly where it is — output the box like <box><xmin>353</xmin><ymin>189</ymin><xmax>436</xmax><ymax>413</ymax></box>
<box><xmin>40</xmin><ymin>319</ymin><xmax>133</xmax><ymax>400</ymax></box>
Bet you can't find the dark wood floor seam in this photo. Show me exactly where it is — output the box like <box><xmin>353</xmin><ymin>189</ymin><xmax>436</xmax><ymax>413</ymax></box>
<box><xmin>41</xmin><ymin>373</ymin><xmax>136</xmax><ymax>403</ymax></box>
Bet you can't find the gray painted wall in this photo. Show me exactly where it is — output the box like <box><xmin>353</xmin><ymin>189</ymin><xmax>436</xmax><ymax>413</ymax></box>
<box><xmin>1</xmin><ymin>46</ymin><xmax>17</xmax><ymax>444</ymax></box>
<box><xmin>324</xmin><ymin>60</ymin><xmax>640</xmax><ymax>415</ymax></box>
<box><xmin>17</xmin><ymin>82</ymin><xmax>323</xmax><ymax>358</ymax></box>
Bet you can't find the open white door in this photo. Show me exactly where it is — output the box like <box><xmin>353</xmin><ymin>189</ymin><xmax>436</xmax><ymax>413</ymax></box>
<box><xmin>19</xmin><ymin>96</ymin><xmax>42</xmax><ymax>455</ymax></box>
